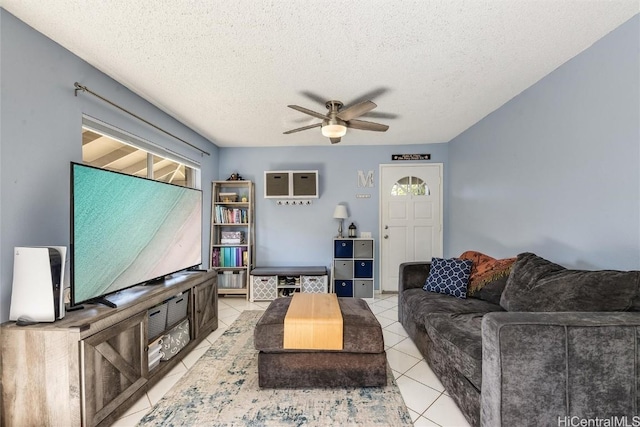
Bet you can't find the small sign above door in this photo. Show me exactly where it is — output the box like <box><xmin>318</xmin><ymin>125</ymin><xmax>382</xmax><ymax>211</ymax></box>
<box><xmin>391</xmin><ymin>154</ymin><xmax>431</xmax><ymax>161</ymax></box>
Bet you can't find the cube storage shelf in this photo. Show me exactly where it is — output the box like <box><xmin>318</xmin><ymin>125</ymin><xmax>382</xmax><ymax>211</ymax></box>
<box><xmin>333</xmin><ymin>238</ymin><xmax>375</xmax><ymax>299</ymax></box>
<box><xmin>211</xmin><ymin>180</ymin><xmax>254</xmax><ymax>300</ymax></box>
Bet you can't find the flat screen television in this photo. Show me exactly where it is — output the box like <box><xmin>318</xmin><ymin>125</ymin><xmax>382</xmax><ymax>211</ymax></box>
<box><xmin>70</xmin><ymin>162</ymin><xmax>202</xmax><ymax>307</ymax></box>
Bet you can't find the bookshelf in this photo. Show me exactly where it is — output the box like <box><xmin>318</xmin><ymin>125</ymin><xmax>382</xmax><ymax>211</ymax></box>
<box><xmin>211</xmin><ymin>180</ymin><xmax>254</xmax><ymax>299</ymax></box>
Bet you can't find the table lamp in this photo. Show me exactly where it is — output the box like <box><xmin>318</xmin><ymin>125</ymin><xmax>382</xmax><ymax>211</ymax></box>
<box><xmin>333</xmin><ymin>204</ymin><xmax>349</xmax><ymax>238</ymax></box>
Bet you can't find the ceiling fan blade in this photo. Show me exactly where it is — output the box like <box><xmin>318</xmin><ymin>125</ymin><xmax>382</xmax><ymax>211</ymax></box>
<box><xmin>287</xmin><ymin>105</ymin><xmax>327</xmax><ymax>120</ymax></box>
<box><xmin>362</xmin><ymin>111</ymin><xmax>399</xmax><ymax>120</ymax></box>
<box><xmin>336</xmin><ymin>100</ymin><xmax>377</xmax><ymax>121</ymax></box>
<box><xmin>283</xmin><ymin>123</ymin><xmax>322</xmax><ymax>134</ymax></box>
<box><xmin>346</xmin><ymin>119</ymin><xmax>389</xmax><ymax>132</ymax></box>
<box><xmin>301</xmin><ymin>91</ymin><xmax>328</xmax><ymax>105</ymax></box>
<box><xmin>330</xmin><ymin>137</ymin><xmax>341</xmax><ymax>144</ymax></box>
<box><xmin>347</xmin><ymin>87</ymin><xmax>390</xmax><ymax>106</ymax></box>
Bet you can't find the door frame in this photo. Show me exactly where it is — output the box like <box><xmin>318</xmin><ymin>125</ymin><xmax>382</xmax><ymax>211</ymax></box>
<box><xmin>378</xmin><ymin>163</ymin><xmax>444</xmax><ymax>292</ymax></box>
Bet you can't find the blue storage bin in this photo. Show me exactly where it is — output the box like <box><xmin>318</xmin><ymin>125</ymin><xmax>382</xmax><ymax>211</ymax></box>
<box><xmin>334</xmin><ymin>240</ymin><xmax>353</xmax><ymax>258</ymax></box>
<box><xmin>354</xmin><ymin>260</ymin><xmax>373</xmax><ymax>278</ymax></box>
<box><xmin>335</xmin><ymin>280</ymin><xmax>353</xmax><ymax>297</ymax></box>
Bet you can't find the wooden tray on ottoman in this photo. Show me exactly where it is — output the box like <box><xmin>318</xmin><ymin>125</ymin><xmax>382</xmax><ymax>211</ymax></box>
<box><xmin>284</xmin><ymin>293</ymin><xmax>343</xmax><ymax>350</ymax></box>
<box><xmin>254</xmin><ymin>296</ymin><xmax>386</xmax><ymax>388</ymax></box>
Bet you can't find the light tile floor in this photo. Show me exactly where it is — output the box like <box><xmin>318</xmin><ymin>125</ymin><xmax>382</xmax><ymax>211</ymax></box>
<box><xmin>113</xmin><ymin>294</ymin><xmax>471</xmax><ymax>427</ymax></box>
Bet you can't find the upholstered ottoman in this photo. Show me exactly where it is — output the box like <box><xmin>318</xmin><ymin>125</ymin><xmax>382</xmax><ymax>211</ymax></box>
<box><xmin>254</xmin><ymin>297</ymin><xmax>387</xmax><ymax>388</ymax></box>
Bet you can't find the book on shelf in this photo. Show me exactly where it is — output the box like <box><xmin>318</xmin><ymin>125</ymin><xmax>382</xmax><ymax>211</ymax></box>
<box><xmin>212</xmin><ymin>248</ymin><xmax>220</xmax><ymax>267</ymax></box>
<box><xmin>212</xmin><ymin>246</ymin><xmax>247</xmax><ymax>268</ymax></box>
<box><xmin>214</xmin><ymin>206</ymin><xmax>247</xmax><ymax>224</ymax></box>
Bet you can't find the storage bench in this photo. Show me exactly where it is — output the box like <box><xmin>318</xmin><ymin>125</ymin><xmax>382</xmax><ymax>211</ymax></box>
<box><xmin>250</xmin><ymin>266</ymin><xmax>328</xmax><ymax>301</ymax></box>
<box><xmin>254</xmin><ymin>297</ymin><xmax>387</xmax><ymax>388</ymax></box>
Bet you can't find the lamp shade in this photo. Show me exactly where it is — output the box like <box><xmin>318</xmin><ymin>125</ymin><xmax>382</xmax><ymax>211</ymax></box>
<box><xmin>333</xmin><ymin>204</ymin><xmax>348</xmax><ymax>219</ymax></box>
<box><xmin>322</xmin><ymin>124</ymin><xmax>347</xmax><ymax>138</ymax></box>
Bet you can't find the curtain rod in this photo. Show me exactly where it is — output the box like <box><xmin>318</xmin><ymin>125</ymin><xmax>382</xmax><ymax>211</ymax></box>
<box><xmin>74</xmin><ymin>82</ymin><xmax>210</xmax><ymax>157</ymax></box>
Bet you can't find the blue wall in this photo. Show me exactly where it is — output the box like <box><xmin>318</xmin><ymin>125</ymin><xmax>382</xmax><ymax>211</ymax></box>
<box><xmin>0</xmin><ymin>9</ymin><xmax>219</xmax><ymax>321</ymax></box>
<box><xmin>1</xmin><ymin>8</ymin><xmax>638</xmax><ymax>324</ymax></box>
<box><xmin>448</xmin><ymin>15</ymin><xmax>640</xmax><ymax>269</ymax></box>
<box><xmin>218</xmin><ymin>144</ymin><xmax>449</xmax><ymax>283</ymax></box>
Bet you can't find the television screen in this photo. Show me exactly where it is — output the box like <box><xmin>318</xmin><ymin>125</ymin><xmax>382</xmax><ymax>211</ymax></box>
<box><xmin>71</xmin><ymin>162</ymin><xmax>202</xmax><ymax>306</ymax></box>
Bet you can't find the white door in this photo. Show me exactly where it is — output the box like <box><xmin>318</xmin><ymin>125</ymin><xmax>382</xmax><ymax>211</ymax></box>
<box><xmin>379</xmin><ymin>164</ymin><xmax>443</xmax><ymax>292</ymax></box>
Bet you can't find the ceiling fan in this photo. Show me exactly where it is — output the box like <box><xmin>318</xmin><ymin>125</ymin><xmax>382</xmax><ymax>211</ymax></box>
<box><xmin>283</xmin><ymin>100</ymin><xmax>389</xmax><ymax>144</ymax></box>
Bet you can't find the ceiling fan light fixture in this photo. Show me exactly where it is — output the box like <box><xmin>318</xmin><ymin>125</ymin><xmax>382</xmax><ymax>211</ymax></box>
<box><xmin>285</xmin><ymin>98</ymin><xmax>389</xmax><ymax>143</ymax></box>
<box><xmin>321</xmin><ymin>123</ymin><xmax>347</xmax><ymax>138</ymax></box>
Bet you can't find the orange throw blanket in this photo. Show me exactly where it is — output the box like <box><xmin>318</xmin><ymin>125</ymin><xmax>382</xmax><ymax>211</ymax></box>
<box><xmin>458</xmin><ymin>251</ymin><xmax>516</xmax><ymax>296</ymax></box>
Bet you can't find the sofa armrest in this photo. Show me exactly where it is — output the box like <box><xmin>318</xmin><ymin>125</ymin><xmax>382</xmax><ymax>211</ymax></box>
<box><xmin>481</xmin><ymin>311</ymin><xmax>640</xmax><ymax>427</ymax></box>
<box><xmin>398</xmin><ymin>262</ymin><xmax>431</xmax><ymax>293</ymax></box>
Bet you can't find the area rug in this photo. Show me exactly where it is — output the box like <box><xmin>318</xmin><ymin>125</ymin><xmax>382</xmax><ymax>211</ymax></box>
<box><xmin>138</xmin><ymin>310</ymin><xmax>413</xmax><ymax>426</ymax></box>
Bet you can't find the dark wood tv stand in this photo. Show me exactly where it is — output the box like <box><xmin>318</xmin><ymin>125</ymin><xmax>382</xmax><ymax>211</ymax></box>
<box><xmin>1</xmin><ymin>269</ymin><xmax>218</xmax><ymax>427</ymax></box>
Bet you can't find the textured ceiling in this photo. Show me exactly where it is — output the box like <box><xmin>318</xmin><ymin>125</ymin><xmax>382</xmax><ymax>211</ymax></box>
<box><xmin>2</xmin><ymin>1</ymin><xmax>638</xmax><ymax>147</ymax></box>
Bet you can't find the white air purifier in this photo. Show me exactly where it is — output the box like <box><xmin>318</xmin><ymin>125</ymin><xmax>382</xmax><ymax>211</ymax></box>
<box><xmin>9</xmin><ymin>246</ymin><xmax>66</xmax><ymax>323</ymax></box>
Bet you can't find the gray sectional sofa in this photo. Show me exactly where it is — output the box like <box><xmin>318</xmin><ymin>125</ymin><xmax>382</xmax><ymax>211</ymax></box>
<box><xmin>398</xmin><ymin>252</ymin><xmax>640</xmax><ymax>427</ymax></box>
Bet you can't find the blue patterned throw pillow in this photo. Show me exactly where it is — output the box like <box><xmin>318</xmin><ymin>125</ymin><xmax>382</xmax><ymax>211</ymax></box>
<box><xmin>423</xmin><ymin>257</ymin><xmax>473</xmax><ymax>299</ymax></box>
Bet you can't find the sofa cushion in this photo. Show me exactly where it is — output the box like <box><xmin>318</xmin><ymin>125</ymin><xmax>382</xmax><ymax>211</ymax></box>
<box><xmin>459</xmin><ymin>251</ymin><xmax>516</xmax><ymax>305</ymax></box>
<box><xmin>423</xmin><ymin>257</ymin><xmax>473</xmax><ymax>299</ymax></box>
<box><xmin>500</xmin><ymin>252</ymin><xmax>640</xmax><ymax>312</ymax></box>
<box><xmin>403</xmin><ymin>288</ymin><xmax>503</xmax><ymax>330</ymax></box>
<box><xmin>424</xmin><ymin>312</ymin><xmax>484</xmax><ymax>389</ymax></box>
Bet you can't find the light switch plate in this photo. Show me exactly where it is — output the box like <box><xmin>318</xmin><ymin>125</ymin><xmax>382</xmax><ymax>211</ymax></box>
<box><xmin>361</xmin><ymin>231</ymin><xmax>372</xmax><ymax>238</ymax></box>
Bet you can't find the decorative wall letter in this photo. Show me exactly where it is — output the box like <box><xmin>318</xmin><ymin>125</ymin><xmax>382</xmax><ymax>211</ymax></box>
<box><xmin>357</xmin><ymin>170</ymin><xmax>374</xmax><ymax>188</ymax></box>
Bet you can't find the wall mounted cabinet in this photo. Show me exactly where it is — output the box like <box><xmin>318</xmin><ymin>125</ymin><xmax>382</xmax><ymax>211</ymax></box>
<box><xmin>264</xmin><ymin>170</ymin><xmax>318</xmax><ymax>198</ymax></box>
